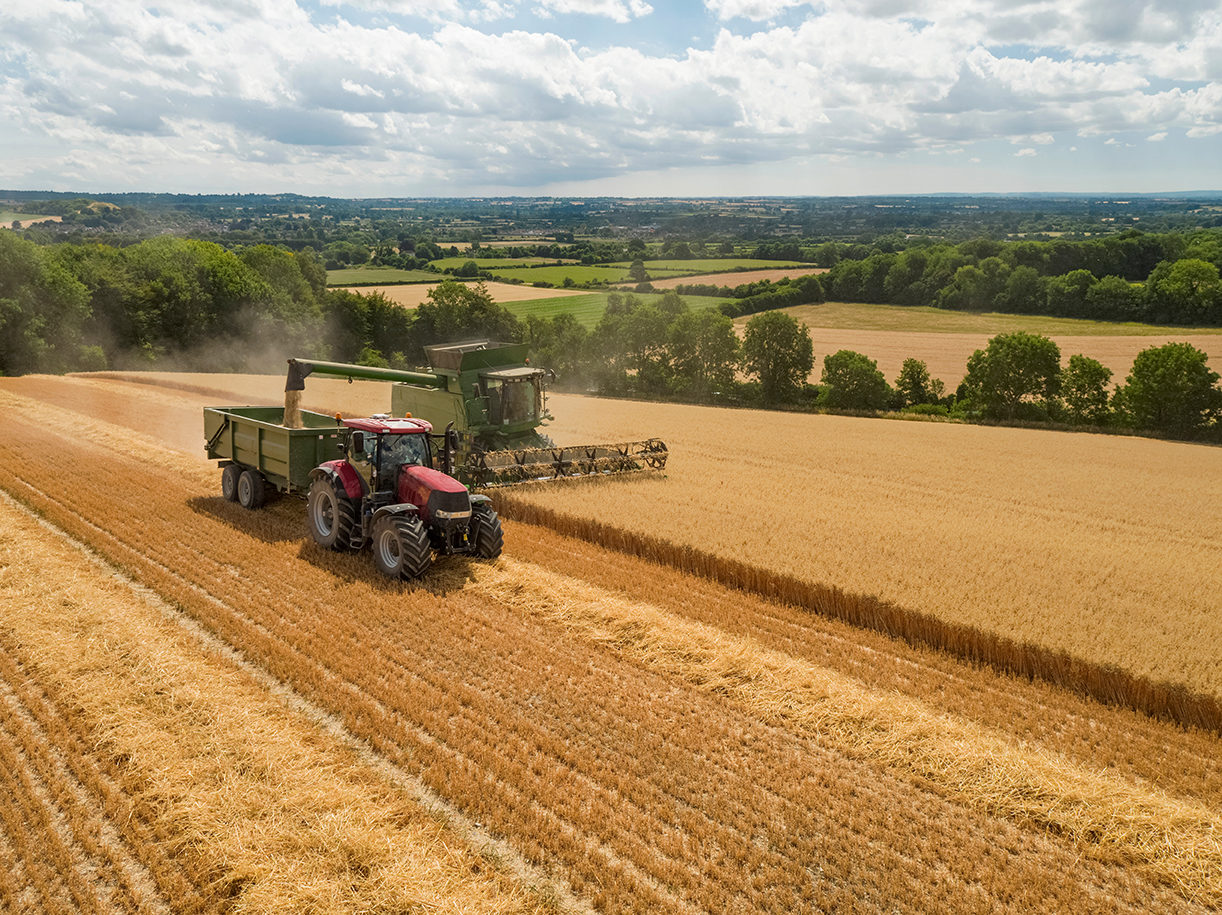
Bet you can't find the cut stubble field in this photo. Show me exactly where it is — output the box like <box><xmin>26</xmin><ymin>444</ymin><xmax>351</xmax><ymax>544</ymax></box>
<box><xmin>340</xmin><ymin>280</ymin><xmax>589</xmax><ymax>308</ymax></box>
<box><xmin>2</xmin><ymin>372</ymin><xmax>1222</xmax><ymax>912</ymax></box>
<box><xmin>760</xmin><ymin>302</ymin><xmax>1222</xmax><ymax>385</ymax></box>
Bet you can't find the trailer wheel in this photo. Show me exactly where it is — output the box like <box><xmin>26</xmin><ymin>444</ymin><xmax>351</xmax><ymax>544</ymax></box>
<box><xmin>307</xmin><ymin>477</ymin><xmax>356</xmax><ymax>551</ymax></box>
<box><xmin>470</xmin><ymin>506</ymin><xmax>503</xmax><ymax>560</ymax></box>
<box><xmin>221</xmin><ymin>465</ymin><xmax>240</xmax><ymax>502</ymax></box>
<box><xmin>237</xmin><ymin>469</ymin><xmax>266</xmax><ymax>510</ymax></box>
<box><xmin>372</xmin><ymin>514</ymin><xmax>432</xmax><ymax>580</ymax></box>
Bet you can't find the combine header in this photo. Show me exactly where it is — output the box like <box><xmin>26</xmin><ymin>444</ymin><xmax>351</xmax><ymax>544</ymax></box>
<box><xmin>285</xmin><ymin>341</ymin><xmax>668</xmax><ymax>488</ymax></box>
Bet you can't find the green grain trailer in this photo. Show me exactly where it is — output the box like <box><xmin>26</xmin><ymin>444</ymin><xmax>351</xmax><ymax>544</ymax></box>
<box><xmin>204</xmin><ymin>405</ymin><xmax>346</xmax><ymax>507</ymax></box>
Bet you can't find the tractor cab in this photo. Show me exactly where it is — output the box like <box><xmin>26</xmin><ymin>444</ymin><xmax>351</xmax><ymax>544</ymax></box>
<box><xmin>343</xmin><ymin>416</ymin><xmax>435</xmax><ymax>494</ymax></box>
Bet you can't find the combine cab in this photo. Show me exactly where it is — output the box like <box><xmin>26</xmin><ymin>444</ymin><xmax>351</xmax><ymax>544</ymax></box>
<box><xmin>285</xmin><ymin>342</ymin><xmax>668</xmax><ymax>488</ymax></box>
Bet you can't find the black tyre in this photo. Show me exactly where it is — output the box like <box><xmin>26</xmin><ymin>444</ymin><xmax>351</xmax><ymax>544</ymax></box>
<box><xmin>307</xmin><ymin>477</ymin><xmax>357</xmax><ymax>551</ymax></box>
<box><xmin>470</xmin><ymin>506</ymin><xmax>503</xmax><ymax>559</ymax></box>
<box><xmin>237</xmin><ymin>469</ymin><xmax>266</xmax><ymax>510</ymax></box>
<box><xmin>221</xmin><ymin>464</ymin><xmax>240</xmax><ymax>502</ymax></box>
<box><xmin>372</xmin><ymin>514</ymin><xmax>432</xmax><ymax>580</ymax></box>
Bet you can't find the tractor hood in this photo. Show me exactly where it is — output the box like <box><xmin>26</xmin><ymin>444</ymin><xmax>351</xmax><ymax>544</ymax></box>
<box><xmin>397</xmin><ymin>465</ymin><xmax>470</xmax><ymax>523</ymax></box>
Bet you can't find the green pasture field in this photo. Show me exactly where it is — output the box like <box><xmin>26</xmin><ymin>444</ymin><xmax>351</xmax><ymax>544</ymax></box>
<box><xmin>770</xmin><ymin>301</ymin><xmax>1222</xmax><ymax>336</ymax></box>
<box><xmin>326</xmin><ymin>266</ymin><xmax>439</xmax><ymax>286</ymax></box>
<box><xmin>504</xmin><ymin>292</ymin><xmax>732</xmax><ymax>327</ymax></box>
<box><xmin>430</xmin><ymin>256</ymin><xmax>576</xmax><ymax>270</ymax></box>
<box><xmin>485</xmin><ymin>265</ymin><xmax>635</xmax><ymax>285</ymax></box>
<box><xmin>607</xmin><ymin>258</ymin><xmax>810</xmax><ymax>273</ymax></box>
<box><xmin>0</xmin><ymin>211</ymin><xmax>53</xmax><ymax>225</ymax></box>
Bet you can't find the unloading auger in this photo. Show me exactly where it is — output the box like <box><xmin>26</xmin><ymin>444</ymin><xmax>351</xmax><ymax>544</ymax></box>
<box><xmin>285</xmin><ymin>341</ymin><xmax>668</xmax><ymax>489</ymax></box>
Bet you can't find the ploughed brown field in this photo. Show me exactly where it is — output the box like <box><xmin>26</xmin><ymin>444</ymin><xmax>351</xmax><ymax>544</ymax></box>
<box><xmin>1</xmin><ymin>370</ymin><xmax>1221</xmax><ymax>913</ymax></box>
<box><xmin>341</xmin><ymin>280</ymin><xmax>587</xmax><ymax>308</ymax></box>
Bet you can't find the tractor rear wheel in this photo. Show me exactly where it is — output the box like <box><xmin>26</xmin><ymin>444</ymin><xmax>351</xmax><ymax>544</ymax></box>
<box><xmin>307</xmin><ymin>477</ymin><xmax>357</xmax><ymax>551</ymax></box>
<box><xmin>237</xmin><ymin>469</ymin><xmax>266</xmax><ymax>510</ymax></box>
<box><xmin>221</xmin><ymin>464</ymin><xmax>240</xmax><ymax>502</ymax></box>
<box><xmin>470</xmin><ymin>505</ymin><xmax>504</xmax><ymax>559</ymax></box>
<box><xmin>372</xmin><ymin>514</ymin><xmax>432</xmax><ymax>579</ymax></box>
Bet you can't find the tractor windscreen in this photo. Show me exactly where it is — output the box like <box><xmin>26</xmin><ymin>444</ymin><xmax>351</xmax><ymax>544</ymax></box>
<box><xmin>379</xmin><ymin>433</ymin><xmax>430</xmax><ymax>481</ymax></box>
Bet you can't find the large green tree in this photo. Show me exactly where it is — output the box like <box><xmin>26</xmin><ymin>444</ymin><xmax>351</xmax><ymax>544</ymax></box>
<box><xmin>960</xmin><ymin>332</ymin><xmax>1061</xmax><ymax>420</ymax></box>
<box><xmin>894</xmin><ymin>358</ymin><xmax>945</xmax><ymax>407</ymax></box>
<box><xmin>668</xmin><ymin>308</ymin><xmax>740</xmax><ymax>399</ymax></box>
<box><xmin>1060</xmin><ymin>354</ymin><xmax>1113</xmax><ymax>425</ymax></box>
<box><xmin>410</xmin><ymin>280</ymin><xmax>522</xmax><ymax>351</ymax></box>
<box><xmin>741</xmin><ymin>311</ymin><xmax>813</xmax><ymax>403</ymax></box>
<box><xmin>0</xmin><ymin>231</ymin><xmax>91</xmax><ymax>374</ymax></box>
<box><xmin>819</xmin><ymin>349</ymin><xmax>891</xmax><ymax>410</ymax></box>
<box><xmin>1116</xmin><ymin>342</ymin><xmax>1222</xmax><ymax>438</ymax></box>
<box><xmin>526</xmin><ymin>313</ymin><xmax>589</xmax><ymax>386</ymax></box>
<box><xmin>1146</xmin><ymin>259</ymin><xmax>1222</xmax><ymax>324</ymax></box>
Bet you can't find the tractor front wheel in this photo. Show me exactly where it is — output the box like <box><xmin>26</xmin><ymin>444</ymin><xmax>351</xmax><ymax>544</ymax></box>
<box><xmin>470</xmin><ymin>506</ymin><xmax>504</xmax><ymax>559</ymax></box>
<box><xmin>307</xmin><ymin>477</ymin><xmax>357</xmax><ymax>551</ymax></box>
<box><xmin>237</xmin><ymin>469</ymin><xmax>266</xmax><ymax>510</ymax></box>
<box><xmin>372</xmin><ymin>514</ymin><xmax>432</xmax><ymax>580</ymax></box>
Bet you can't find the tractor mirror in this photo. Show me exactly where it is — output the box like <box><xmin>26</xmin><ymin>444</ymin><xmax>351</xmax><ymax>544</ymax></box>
<box><xmin>446</xmin><ymin>428</ymin><xmax>460</xmax><ymax>452</ymax></box>
<box><xmin>351</xmin><ymin>431</ymin><xmax>364</xmax><ymax>453</ymax></box>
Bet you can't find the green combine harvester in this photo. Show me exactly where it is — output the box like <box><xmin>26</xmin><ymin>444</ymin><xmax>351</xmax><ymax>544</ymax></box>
<box><xmin>285</xmin><ymin>341</ymin><xmax>668</xmax><ymax>488</ymax></box>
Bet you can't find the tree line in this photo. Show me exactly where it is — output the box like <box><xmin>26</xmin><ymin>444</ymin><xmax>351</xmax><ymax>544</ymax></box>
<box><xmin>3</xmin><ymin>231</ymin><xmax>1219</xmax><ymax>440</ymax></box>
<box><xmin>0</xmin><ymin>232</ymin><xmax>527</xmax><ymax>374</ymax></box>
<box><xmin>526</xmin><ymin>295</ymin><xmax>1222</xmax><ymax>441</ymax></box>
<box><xmin>820</xmin><ymin>231</ymin><xmax>1222</xmax><ymax>325</ymax></box>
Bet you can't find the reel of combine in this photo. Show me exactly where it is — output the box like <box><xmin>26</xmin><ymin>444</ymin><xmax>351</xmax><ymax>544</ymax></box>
<box><xmin>461</xmin><ymin>439</ymin><xmax>668</xmax><ymax>489</ymax></box>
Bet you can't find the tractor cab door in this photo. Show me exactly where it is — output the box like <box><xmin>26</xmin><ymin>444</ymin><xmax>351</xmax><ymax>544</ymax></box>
<box><xmin>342</xmin><ymin>430</ymin><xmax>377</xmax><ymax>493</ymax></box>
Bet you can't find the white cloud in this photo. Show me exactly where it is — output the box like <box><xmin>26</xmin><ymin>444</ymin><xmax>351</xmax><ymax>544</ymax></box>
<box><xmin>703</xmin><ymin>0</ymin><xmax>806</xmax><ymax>19</ymax></box>
<box><xmin>317</xmin><ymin>0</ymin><xmax>651</xmax><ymax>20</ymax></box>
<box><xmin>1015</xmin><ymin>147</ymin><xmax>1036</xmax><ymax>156</ymax></box>
<box><xmin>2</xmin><ymin>0</ymin><xmax>1221</xmax><ymax>192</ymax></box>
<box><xmin>534</xmin><ymin>0</ymin><xmax>652</xmax><ymax>22</ymax></box>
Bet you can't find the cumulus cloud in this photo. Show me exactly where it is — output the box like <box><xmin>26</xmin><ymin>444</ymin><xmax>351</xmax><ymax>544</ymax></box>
<box><xmin>703</xmin><ymin>0</ymin><xmax>805</xmax><ymax>19</ymax></box>
<box><xmin>534</xmin><ymin>0</ymin><xmax>652</xmax><ymax>22</ymax></box>
<box><xmin>0</xmin><ymin>0</ymin><xmax>1220</xmax><ymax>192</ymax></box>
<box><xmin>316</xmin><ymin>0</ymin><xmax>652</xmax><ymax>21</ymax></box>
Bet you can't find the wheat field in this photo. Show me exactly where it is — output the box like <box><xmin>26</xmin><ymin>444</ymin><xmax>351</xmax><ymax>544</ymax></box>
<box><xmin>509</xmin><ymin>393</ymin><xmax>1222</xmax><ymax>704</ymax></box>
<box><xmin>753</xmin><ymin>303</ymin><xmax>1222</xmax><ymax>384</ymax></box>
<box><xmin>1</xmin><ymin>371</ymin><xmax>1221</xmax><ymax>912</ymax></box>
<box><xmin>0</xmin><ymin>492</ymin><xmax>548</xmax><ymax>914</ymax></box>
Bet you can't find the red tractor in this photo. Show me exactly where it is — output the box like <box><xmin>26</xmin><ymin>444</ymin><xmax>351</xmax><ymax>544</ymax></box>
<box><xmin>305</xmin><ymin>415</ymin><xmax>503</xmax><ymax>579</ymax></box>
<box><xmin>204</xmin><ymin>404</ymin><xmax>502</xmax><ymax>580</ymax></box>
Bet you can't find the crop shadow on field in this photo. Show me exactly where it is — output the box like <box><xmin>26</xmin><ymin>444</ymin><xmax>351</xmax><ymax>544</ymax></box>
<box><xmin>187</xmin><ymin>495</ymin><xmax>306</xmax><ymax>546</ymax></box>
<box><xmin>290</xmin><ymin>541</ymin><xmax>482</xmax><ymax>596</ymax></box>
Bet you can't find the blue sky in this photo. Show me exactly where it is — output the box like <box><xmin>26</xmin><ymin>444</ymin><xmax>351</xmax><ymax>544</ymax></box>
<box><xmin>1</xmin><ymin>0</ymin><xmax>1220</xmax><ymax>196</ymax></box>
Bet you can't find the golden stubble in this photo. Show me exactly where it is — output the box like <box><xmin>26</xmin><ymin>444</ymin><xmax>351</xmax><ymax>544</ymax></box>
<box><xmin>0</xmin><ymin>496</ymin><xmax>548</xmax><ymax>915</ymax></box>
<box><xmin>470</xmin><ymin>556</ymin><xmax>1222</xmax><ymax>907</ymax></box>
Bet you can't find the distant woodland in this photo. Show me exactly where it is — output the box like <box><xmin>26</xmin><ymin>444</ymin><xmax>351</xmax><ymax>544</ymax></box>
<box><xmin>2</xmin><ymin>193</ymin><xmax>1220</xmax><ymax>439</ymax></box>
